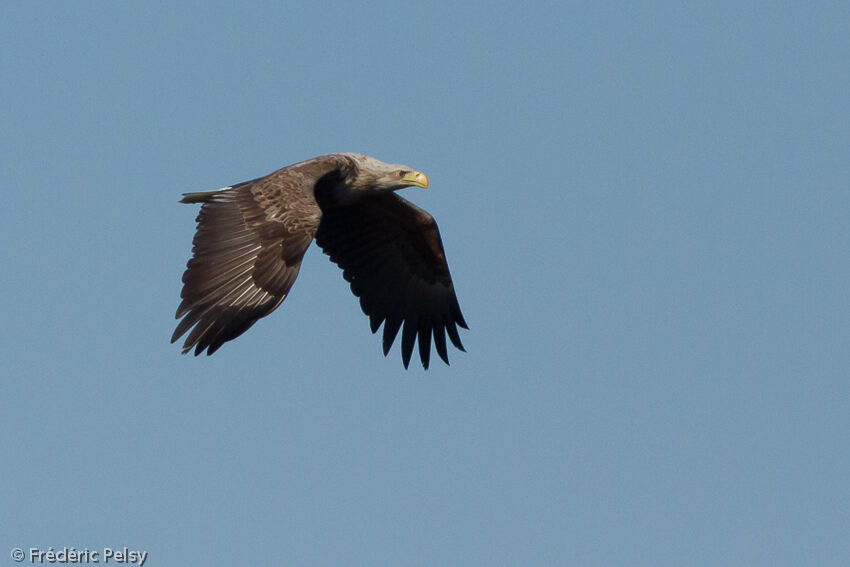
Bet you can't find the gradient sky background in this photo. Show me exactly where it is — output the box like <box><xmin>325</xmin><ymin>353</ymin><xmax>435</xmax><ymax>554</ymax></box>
<box><xmin>2</xmin><ymin>2</ymin><xmax>849</xmax><ymax>566</ymax></box>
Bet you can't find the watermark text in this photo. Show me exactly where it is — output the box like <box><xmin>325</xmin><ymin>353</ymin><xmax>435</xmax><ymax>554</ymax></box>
<box><xmin>10</xmin><ymin>547</ymin><xmax>147</xmax><ymax>566</ymax></box>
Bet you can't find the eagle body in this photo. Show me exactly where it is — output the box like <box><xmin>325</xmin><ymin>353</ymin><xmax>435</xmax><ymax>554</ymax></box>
<box><xmin>173</xmin><ymin>153</ymin><xmax>467</xmax><ymax>369</ymax></box>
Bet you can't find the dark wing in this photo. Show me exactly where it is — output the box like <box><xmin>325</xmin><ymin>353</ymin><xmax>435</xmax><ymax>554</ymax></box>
<box><xmin>315</xmin><ymin>193</ymin><xmax>467</xmax><ymax>369</ymax></box>
<box><xmin>172</xmin><ymin>173</ymin><xmax>320</xmax><ymax>355</ymax></box>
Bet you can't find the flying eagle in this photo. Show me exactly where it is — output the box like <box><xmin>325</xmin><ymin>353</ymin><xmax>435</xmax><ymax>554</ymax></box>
<box><xmin>172</xmin><ymin>153</ymin><xmax>467</xmax><ymax>369</ymax></box>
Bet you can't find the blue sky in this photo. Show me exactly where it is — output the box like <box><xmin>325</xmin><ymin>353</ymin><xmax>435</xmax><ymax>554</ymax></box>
<box><xmin>2</xmin><ymin>2</ymin><xmax>849</xmax><ymax>565</ymax></box>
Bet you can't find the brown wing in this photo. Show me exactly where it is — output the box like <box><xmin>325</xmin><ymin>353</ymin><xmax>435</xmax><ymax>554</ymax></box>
<box><xmin>172</xmin><ymin>173</ymin><xmax>320</xmax><ymax>355</ymax></box>
<box><xmin>315</xmin><ymin>193</ymin><xmax>467</xmax><ymax>369</ymax></box>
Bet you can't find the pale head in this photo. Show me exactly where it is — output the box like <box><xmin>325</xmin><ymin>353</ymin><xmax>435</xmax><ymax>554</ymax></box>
<box><xmin>343</xmin><ymin>153</ymin><xmax>429</xmax><ymax>193</ymax></box>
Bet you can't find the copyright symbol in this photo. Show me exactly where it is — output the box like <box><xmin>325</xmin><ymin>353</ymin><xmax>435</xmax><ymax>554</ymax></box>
<box><xmin>11</xmin><ymin>548</ymin><xmax>25</xmax><ymax>562</ymax></box>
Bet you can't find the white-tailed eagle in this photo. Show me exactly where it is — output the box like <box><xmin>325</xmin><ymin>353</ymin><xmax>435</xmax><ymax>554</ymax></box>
<box><xmin>172</xmin><ymin>153</ymin><xmax>467</xmax><ymax>369</ymax></box>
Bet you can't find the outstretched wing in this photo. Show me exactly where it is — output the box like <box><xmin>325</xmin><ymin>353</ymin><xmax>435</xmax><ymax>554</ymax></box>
<box><xmin>172</xmin><ymin>173</ymin><xmax>320</xmax><ymax>355</ymax></box>
<box><xmin>315</xmin><ymin>193</ymin><xmax>467</xmax><ymax>369</ymax></box>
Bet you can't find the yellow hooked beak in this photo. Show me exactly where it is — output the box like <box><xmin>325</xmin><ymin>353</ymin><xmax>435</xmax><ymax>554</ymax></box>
<box><xmin>400</xmin><ymin>170</ymin><xmax>429</xmax><ymax>189</ymax></box>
